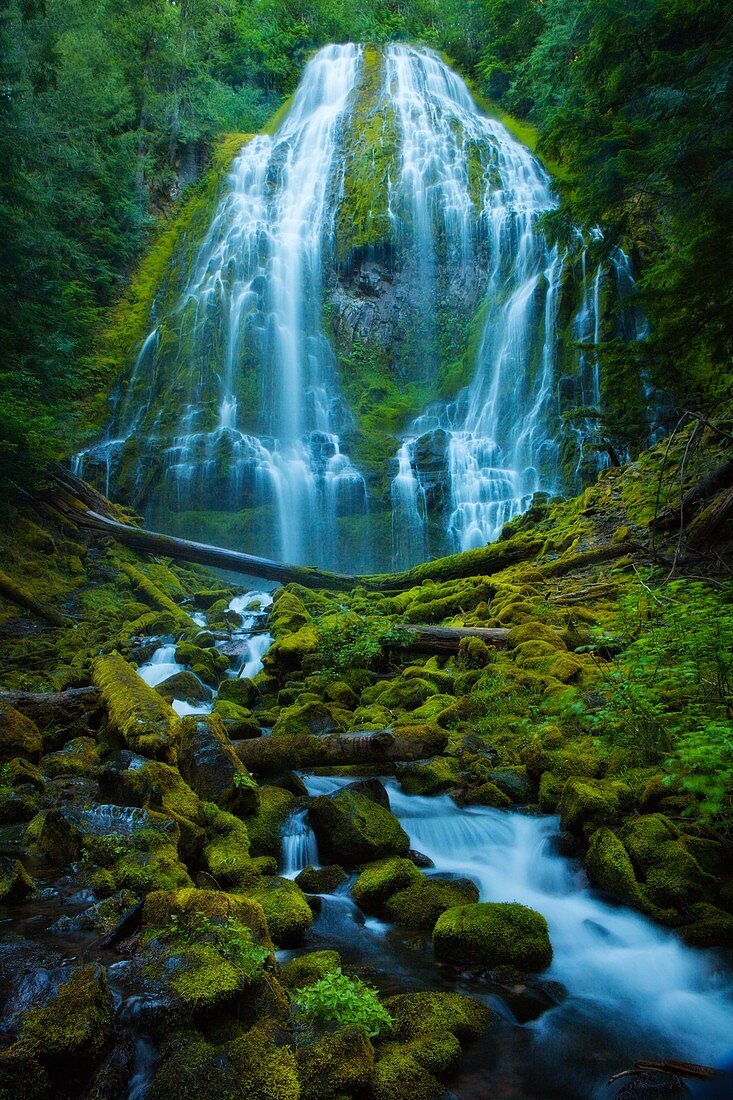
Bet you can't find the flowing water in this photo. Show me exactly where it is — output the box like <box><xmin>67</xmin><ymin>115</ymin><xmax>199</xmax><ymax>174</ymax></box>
<box><xmin>282</xmin><ymin>775</ymin><xmax>733</xmax><ymax>1098</ymax></box>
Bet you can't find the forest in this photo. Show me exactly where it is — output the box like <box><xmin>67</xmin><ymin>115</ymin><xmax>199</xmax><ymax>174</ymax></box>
<box><xmin>0</xmin><ymin>2</ymin><xmax>732</xmax><ymax>1098</ymax></box>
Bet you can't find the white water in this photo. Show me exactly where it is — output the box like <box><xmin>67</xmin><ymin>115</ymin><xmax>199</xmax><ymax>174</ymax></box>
<box><xmin>135</xmin><ymin>644</ymin><xmax>183</xmax><ymax>688</ymax></box>
<box><xmin>281</xmin><ymin>808</ymin><xmax>320</xmax><ymax>879</ymax></box>
<box><xmin>385</xmin><ymin>784</ymin><xmax>733</xmax><ymax>1069</ymax></box>
<box><xmin>226</xmin><ymin>589</ymin><xmax>273</xmax><ymax>679</ymax></box>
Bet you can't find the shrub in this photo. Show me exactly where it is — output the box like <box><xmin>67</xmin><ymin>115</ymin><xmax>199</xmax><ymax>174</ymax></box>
<box><xmin>293</xmin><ymin>969</ymin><xmax>393</xmax><ymax>1037</ymax></box>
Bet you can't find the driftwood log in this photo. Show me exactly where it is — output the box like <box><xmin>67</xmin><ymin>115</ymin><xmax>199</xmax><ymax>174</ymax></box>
<box><xmin>0</xmin><ymin>686</ymin><xmax>101</xmax><ymax>728</ymax></box>
<box><xmin>235</xmin><ymin>727</ymin><xmax>447</xmax><ymax>775</ymax></box>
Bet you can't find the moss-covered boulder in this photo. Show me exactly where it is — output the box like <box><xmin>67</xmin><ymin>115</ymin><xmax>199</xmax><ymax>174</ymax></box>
<box><xmin>101</xmin><ymin>751</ymin><xmax>202</xmax><ymax>821</ymax></box>
<box><xmin>309</xmin><ymin>788</ymin><xmax>409</xmax><ymax>865</ymax></box>
<box><xmin>507</xmin><ymin>622</ymin><xmax>567</xmax><ymax>650</ymax></box>
<box><xmin>558</xmin><ymin>777</ymin><xmax>631</xmax><ymax>836</ymax></box>
<box><xmin>370</xmin><ymin>1049</ymin><xmax>444</xmax><ymax>1100</ymax></box>
<box><xmin>351</xmin><ymin>857</ymin><xmax>423</xmax><ymax>914</ymax></box>
<box><xmin>385</xmin><ymin>875</ymin><xmax>479</xmax><ymax>930</ymax></box>
<box><xmin>295</xmin><ymin>864</ymin><xmax>347</xmax><ymax>894</ymax></box>
<box><xmin>149</xmin><ymin>1022</ymin><xmax>300</xmax><ymax>1100</ymax></box>
<box><xmin>247</xmin><ymin>785</ymin><xmax>296</xmax><ymax>858</ymax></box>
<box><xmin>156</xmin><ymin>671</ymin><xmax>212</xmax><ymax>705</ymax></box>
<box><xmin>0</xmin><ymin>1046</ymin><xmax>51</xmax><ymax>1100</ymax></box>
<box><xmin>395</xmin><ymin>756</ymin><xmax>458</xmax><ymax>796</ymax></box>
<box><xmin>248</xmin><ymin>875</ymin><xmax>314</xmax><ymax>946</ymax></box>
<box><xmin>0</xmin><ymin>705</ymin><xmax>42</xmax><ymax>764</ymax></box>
<box><xmin>213</xmin><ymin>700</ymin><xmax>262</xmax><ymax>738</ymax></box>
<box><xmin>490</xmin><ymin>765</ymin><xmax>536</xmax><ymax>803</ymax></box>
<box><xmin>0</xmin><ymin>857</ymin><xmax>34</xmax><ymax>904</ymax></box>
<box><xmin>297</xmin><ymin>1023</ymin><xmax>375</xmax><ymax>1100</ymax></box>
<box><xmin>680</xmin><ymin>903</ymin><xmax>733</xmax><ymax>948</ymax></box>
<box><xmin>459</xmin><ymin>781</ymin><xmax>511</xmax><ymax>808</ymax></box>
<box><xmin>16</xmin><ymin>964</ymin><xmax>113</xmax><ymax>1070</ymax></box>
<box><xmin>585</xmin><ymin>828</ymin><xmax>647</xmax><ymax>908</ymax></box>
<box><xmin>389</xmin><ymin>723</ymin><xmax>449</xmax><ymax>760</ymax></box>
<box><xmin>433</xmin><ymin>902</ymin><xmax>552</xmax><ymax>971</ymax></box>
<box><xmin>271</xmin><ymin>699</ymin><xmax>343</xmax><ymax>738</ymax></box>
<box><xmin>280</xmin><ymin>949</ymin><xmax>341</xmax><ymax>990</ymax></box>
<box><xmin>93</xmin><ymin>653</ymin><xmax>180</xmax><ymax>761</ymax></box>
<box><xmin>385</xmin><ymin>990</ymin><xmax>494</xmax><ymax>1042</ymax></box>
<box><xmin>200</xmin><ymin>802</ymin><xmax>253</xmax><ymax>886</ymax></box>
<box><xmin>40</xmin><ymin>736</ymin><xmax>100</xmax><ymax>778</ymax></box>
<box><xmin>179</xmin><ymin>713</ymin><xmax>259</xmax><ymax>816</ymax></box>
<box><xmin>143</xmin><ymin>887</ymin><xmax>273</xmax><ymax>950</ymax></box>
<box><xmin>23</xmin><ymin>809</ymin><xmax>82</xmax><ymax>863</ymax></box>
<box><xmin>174</xmin><ymin>642</ymin><xmax>229</xmax><ymax>684</ymax></box>
<box><xmin>217</xmin><ymin>676</ymin><xmax>258</xmax><ymax>708</ymax></box>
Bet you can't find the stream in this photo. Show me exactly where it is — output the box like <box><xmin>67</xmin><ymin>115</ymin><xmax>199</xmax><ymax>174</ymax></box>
<box><xmin>3</xmin><ymin>589</ymin><xmax>732</xmax><ymax>1099</ymax></box>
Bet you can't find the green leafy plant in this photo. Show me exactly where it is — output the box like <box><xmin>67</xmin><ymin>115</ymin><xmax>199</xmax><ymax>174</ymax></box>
<box><xmin>293</xmin><ymin>968</ymin><xmax>393</xmax><ymax>1037</ymax></box>
<box><xmin>316</xmin><ymin>615</ymin><xmax>410</xmax><ymax>674</ymax></box>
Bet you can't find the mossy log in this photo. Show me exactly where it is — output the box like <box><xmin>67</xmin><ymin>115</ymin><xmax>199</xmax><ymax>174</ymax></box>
<box><xmin>650</xmin><ymin>456</ymin><xmax>733</xmax><ymax>532</ymax></box>
<box><xmin>0</xmin><ymin>687</ymin><xmax>101</xmax><ymax>727</ymax></box>
<box><xmin>92</xmin><ymin>653</ymin><xmax>180</xmax><ymax>761</ymax></box>
<box><xmin>401</xmin><ymin>625</ymin><xmax>508</xmax><ymax>653</ymax></box>
<box><xmin>0</xmin><ymin>569</ymin><xmax>70</xmax><ymax>627</ymax></box>
<box><xmin>684</xmin><ymin>484</ymin><xmax>733</xmax><ymax>548</ymax></box>
<box><xmin>236</xmin><ymin>729</ymin><xmax>439</xmax><ymax>774</ymax></box>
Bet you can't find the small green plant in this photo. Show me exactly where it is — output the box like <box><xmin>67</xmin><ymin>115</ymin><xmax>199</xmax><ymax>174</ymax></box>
<box><xmin>293</xmin><ymin>968</ymin><xmax>393</xmax><ymax>1037</ymax></box>
<box><xmin>233</xmin><ymin>770</ymin><xmax>257</xmax><ymax>790</ymax></box>
<box><xmin>167</xmin><ymin>912</ymin><xmax>269</xmax><ymax>980</ymax></box>
<box><xmin>316</xmin><ymin>615</ymin><xmax>410</xmax><ymax>673</ymax></box>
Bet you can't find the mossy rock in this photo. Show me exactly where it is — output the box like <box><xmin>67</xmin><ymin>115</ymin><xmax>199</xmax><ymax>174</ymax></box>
<box><xmin>370</xmin><ymin>1049</ymin><xmax>444</xmax><ymax>1100</ymax></box>
<box><xmin>271</xmin><ymin>700</ymin><xmax>343</xmax><ymax>738</ymax></box>
<box><xmin>558</xmin><ymin>777</ymin><xmax>631</xmax><ymax>837</ymax></box>
<box><xmin>297</xmin><ymin>1023</ymin><xmax>374</xmax><ymax>1100</ymax></box>
<box><xmin>201</xmin><ymin>803</ymin><xmax>253</xmax><ymax>886</ymax></box>
<box><xmin>93</xmin><ymin>653</ymin><xmax>180</xmax><ymax>761</ymax></box>
<box><xmin>0</xmin><ymin>705</ymin><xmax>42</xmax><ymax>764</ymax></box>
<box><xmin>0</xmin><ymin>1047</ymin><xmax>51</xmax><ymax>1100</ymax></box>
<box><xmin>385</xmin><ymin>875</ymin><xmax>479</xmax><ymax>930</ymax></box>
<box><xmin>538</xmin><ymin>772</ymin><xmax>565</xmax><ymax>812</ymax></box>
<box><xmin>169</xmin><ymin>941</ymin><xmax>247</xmax><ymax>1011</ymax></box>
<box><xmin>490</xmin><ymin>766</ymin><xmax>536</xmax><ymax>803</ymax></box>
<box><xmin>193</xmin><ymin>588</ymin><xmax>232</xmax><ymax>609</ymax></box>
<box><xmin>679</xmin><ymin>903</ymin><xmax>733</xmax><ymax>948</ymax></box>
<box><xmin>369</xmin><ymin>677</ymin><xmax>436</xmax><ymax>712</ymax></box>
<box><xmin>642</xmin><ymin>839</ymin><xmax>715</xmax><ymax>909</ymax></box>
<box><xmin>323</xmin><ymin>680</ymin><xmax>360</xmax><ymax>709</ymax></box>
<box><xmin>179</xmin><ymin>713</ymin><xmax>259</xmax><ymax>816</ymax></box>
<box><xmin>156</xmin><ymin>671</ymin><xmax>212</xmax><ymax>705</ymax></box>
<box><xmin>23</xmin><ymin>809</ymin><xmax>82</xmax><ymax>864</ymax></box>
<box><xmin>101</xmin><ymin>751</ymin><xmax>202</xmax><ymax>822</ymax></box>
<box><xmin>213</xmin><ymin>700</ymin><xmax>262</xmax><ymax>739</ymax></box>
<box><xmin>247</xmin><ymin>786</ymin><xmax>296</xmax><ymax>859</ymax></box>
<box><xmin>40</xmin><ymin>736</ymin><xmax>100</xmax><ymax>779</ymax></box>
<box><xmin>433</xmin><ymin>902</ymin><xmax>552</xmax><ymax>972</ymax></box>
<box><xmin>308</xmin><ymin>789</ymin><xmax>409</xmax><ymax>865</ymax></box>
<box><xmin>175</xmin><ymin>642</ymin><xmax>229</xmax><ymax>684</ymax></box>
<box><xmin>618</xmin><ymin>814</ymin><xmax>680</xmax><ymax>871</ymax></box>
<box><xmin>143</xmin><ymin>887</ymin><xmax>273</xmax><ymax>953</ymax></box>
<box><xmin>218</xmin><ymin>677</ymin><xmax>258</xmax><ymax>709</ymax></box>
<box><xmin>0</xmin><ymin>857</ymin><xmax>34</xmax><ymax>904</ymax></box>
<box><xmin>268</xmin><ymin>589</ymin><xmax>310</xmax><ymax>636</ymax></box>
<box><xmin>149</xmin><ymin>1021</ymin><xmax>300</xmax><ymax>1100</ymax></box>
<box><xmin>390</xmin><ymin>723</ymin><xmax>449</xmax><ymax>759</ymax></box>
<box><xmin>378</xmin><ymin>1035</ymin><xmax>461</xmax><ymax>1080</ymax></box>
<box><xmin>385</xmin><ymin>990</ymin><xmax>494</xmax><ymax>1042</ymax></box>
<box><xmin>265</xmin><ymin>625</ymin><xmax>321</xmax><ymax>670</ymax></box>
<box><xmin>395</xmin><ymin>756</ymin><xmax>458</xmax><ymax>796</ymax></box>
<box><xmin>351</xmin><ymin>857</ymin><xmax>423</xmax><ymax>914</ymax></box>
<box><xmin>247</xmin><ymin>875</ymin><xmax>314</xmax><ymax>947</ymax></box>
<box><xmin>280</xmin><ymin>949</ymin><xmax>341</xmax><ymax>990</ymax></box>
<box><xmin>16</xmin><ymin>964</ymin><xmax>113</xmax><ymax>1069</ymax></box>
<box><xmin>460</xmin><ymin>781</ymin><xmax>511</xmax><ymax>808</ymax></box>
<box><xmin>585</xmin><ymin>828</ymin><xmax>647</xmax><ymax>909</ymax></box>
<box><xmin>295</xmin><ymin>864</ymin><xmax>347</xmax><ymax>894</ymax></box>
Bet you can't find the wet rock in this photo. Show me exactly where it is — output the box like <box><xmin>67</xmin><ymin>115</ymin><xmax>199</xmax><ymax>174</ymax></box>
<box><xmin>23</xmin><ymin>809</ymin><xmax>82</xmax><ymax>864</ymax></box>
<box><xmin>217</xmin><ymin>676</ymin><xmax>258</xmax><ymax>709</ymax></box>
<box><xmin>280</xmin><ymin>950</ymin><xmax>341</xmax><ymax>990</ymax></box>
<box><xmin>409</xmin><ymin>849</ymin><xmax>434</xmax><ymax>868</ymax></box>
<box><xmin>396</xmin><ymin>756</ymin><xmax>459</xmax><ymax>796</ymax></box>
<box><xmin>309</xmin><ymin>787</ymin><xmax>410</xmax><ymax>865</ymax></box>
<box><xmin>156</xmin><ymin>671</ymin><xmax>212</xmax><ymax>705</ymax></box>
<box><xmin>343</xmin><ymin>777</ymin><xmax>390</xmax><ymax>808</ymax></box>
<box><xmin>295</xmin><ymin>864</ymin><xmax>347</xmax><ymax>894</ymax></box>
<box><xmin>178</xmin><ymin>713</ymin><xmax>259</xmax><ymax>816</ymax></box>
<box><xmin>490</xmin><ymin>765</ymin><xmax>536</xmax><ymax>803</ymax></box>
<box><xmin>248</xmin><ymin>876</ymin><xmax>314</xmax><ymax>947</ymax></box>
<box><xmin>14</xmin><ymin>963</ymin><xmax>114</xmax><ymax>1072</ymax></box>
<box><xmin>212</xmin><ymin>700</ymin><xmax>262</xmax><ymax>738</ymax></box>
<box><xmin>297</xmin><ymin>1023</ymin><xmax>374</xmax><ymax>1099</ymax></box>
<box><xmin>40</xmin><ymin>736</ymin><xmax>100</xmax><ymax>779</ymax></box>
<box><xmin>385</xmin><ymin>875</ymin><xmax>479</xmax><ymax>931</ymax></box>
<box><xmin>352</xmin><ymin>857</ymin><xmax>423</xmax><ymax>914</ymax></box>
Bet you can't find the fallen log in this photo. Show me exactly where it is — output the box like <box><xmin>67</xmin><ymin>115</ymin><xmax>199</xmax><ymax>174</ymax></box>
<box><xmin>0</xmin><ymin>686</ymin><xmax>101</xmax><ymax>728</ymax></box>
<box><xmin>400</xmin><ymin>625</ymin><xmax>509</xmax><ymax>653</ymax></box>
<box><xmin>650</xmin><ymin>456</ymin><xmax>733</xmax><ymax>532</ymax></box>
<box><xmin>684</xmin><ymin>484</ymin><xmax>733</xmax><ymax>548</ymax></box>
<box><xmin>0</xmin><ymin>569</ymin><xmax>70</xmax><ymax>627</ymax></box>
<box><xmin>235</xmin><ymin>727</ymin><xmax>447</xmax><ymax>775</ymax></box>
<box><xmin>43</xmin><ymin>469</ymin><xmax>544</xmax><ymax>591</ymax></box>
<box><xmin>607</xmin><ymin>1059</ymin><xmax>718</xmax><ymax>1085</ymax></box>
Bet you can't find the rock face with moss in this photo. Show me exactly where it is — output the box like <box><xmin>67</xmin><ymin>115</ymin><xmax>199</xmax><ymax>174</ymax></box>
<box><xmin>308</xmin><ymin>785</ymin><xmax>410</xmax><ymax>865</ymax></box>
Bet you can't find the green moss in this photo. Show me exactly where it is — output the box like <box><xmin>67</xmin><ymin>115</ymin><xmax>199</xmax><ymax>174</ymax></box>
<box><xmin>23</xmin><ymin>809</ymin><xmax>81</xmax><ymax>864</ymax></box>
<box><xmin>120</xmin><ymin>563</ymin><xmax>195</xmax><ymax>629</ymax></box>
<box><xmin>490</xmin><ymin>766</ymin><xmax>535</xmax><ymax>803</ymax></box>
<box><xmin>371</xmin><ymin>1049</ymin><xmax>444</xmax><ymax>1100</ymax></box>
<box><xmin>41</xmin><ymin>736</ymin><xmax>100</xmax><ymax>778</ymax></box>
<box><xmin>247</xmin><ymin>875</ymin><xmax>314</xmax><ymax>947</ymax></box>
<box><xmin>217</xmin><ymin>677</ymin><xmax>258</xmax><ymax>708</ymax></box>
<box><xmin>179</xmin><ymin>713</ymin><xmax>260</xmax><ymax>816</ymax></box>
<box><xmin>585</xmin><ymin>827</ymin><xmax>648</xmax><ymax>908</ymax></box>
<box><xmin>396</xmin><ymin>756</ymin><xmax>459</xmax><ymax>796</ymax></box>
<box><xmin>680</xmin><ymin>903</ymin><xmax>733</xmax><ymax>948</ymax></box>
<box><xmin>201</xmin><ymin>803</ymin><xmax>253</xmax><ymax>886</ymax></box>
<box><xmin>170</xmin><ymin>941</ymin><xmax>244</xmax><ymax>1010</ymax></box>
<box><xmin>280</xmin><ymin>949</ymin><xmax>341</xmax><ymax>990</ymax></box>
<box><xmin>308</xmin><ymin>789</ymin><xmax>409</xmax><ymax>865</ymax></box>
<box><xmin>175</xmin><ymin>641</ymin><xmax>229</xmax><ymax>684</ymax></box>
<box><xmin>558</xmin><ymin>777</ymin><xmax>631</xmax><ymax>837</ymax></box>
<box><xmin>247</xmin><ymin>786</ymin><xmax>296</xmax><ymax>859</ymax></box>
<box><xmin>385</xmin><ymin>875</ymin><xmax>478</xmax><ymax>930</ymax></box>
<box><xmin>0</xmin><ymin>705</ymin><xmax>42</xmax><ymax>764</ymax></box>
<box><xmin>0</xmin><ymin>858</ymin><xmax>34</xmax><ymax>904</ymax></box>
<box><xmin>295</xmin><ymin>864</ymin><xmax>347</xmax><ymax>894</ymax></box>
<box><xmin>297</xmin><ymin>1023</ymin><xmax>374</xmax><ymax>1100</ymax></box>
<box><xmin>385</xmin><ymin>990</ymin><xmax>494</xmax><ymax>1042</ymax></box>
<box><xmin>351</xmin><ymin>857</ymin><xmax>423</xmax><ymax>914</ymax></box>
<box><xmin>93</xmin><ymin>653</ymin><xmax>180</xmax><ymax>761</ymax></box>
<box><xmin>271</xmin><ymin>699</ymin><xmax>343</xmax><ymax>738</ymax></box>
<box><xmin>143</xmin><ymin>887</ymin><xmax>273</xmax><ymax>951</ymax></box>
<box><xmin>17</xmin><ymin>964</ymin><xmax>113</xmax><ymax>1067</ymax></box>
<box><xmin>433</xmin><ymin>902</ymin><xmax>552</xmax><ymax>972</ymax></box>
